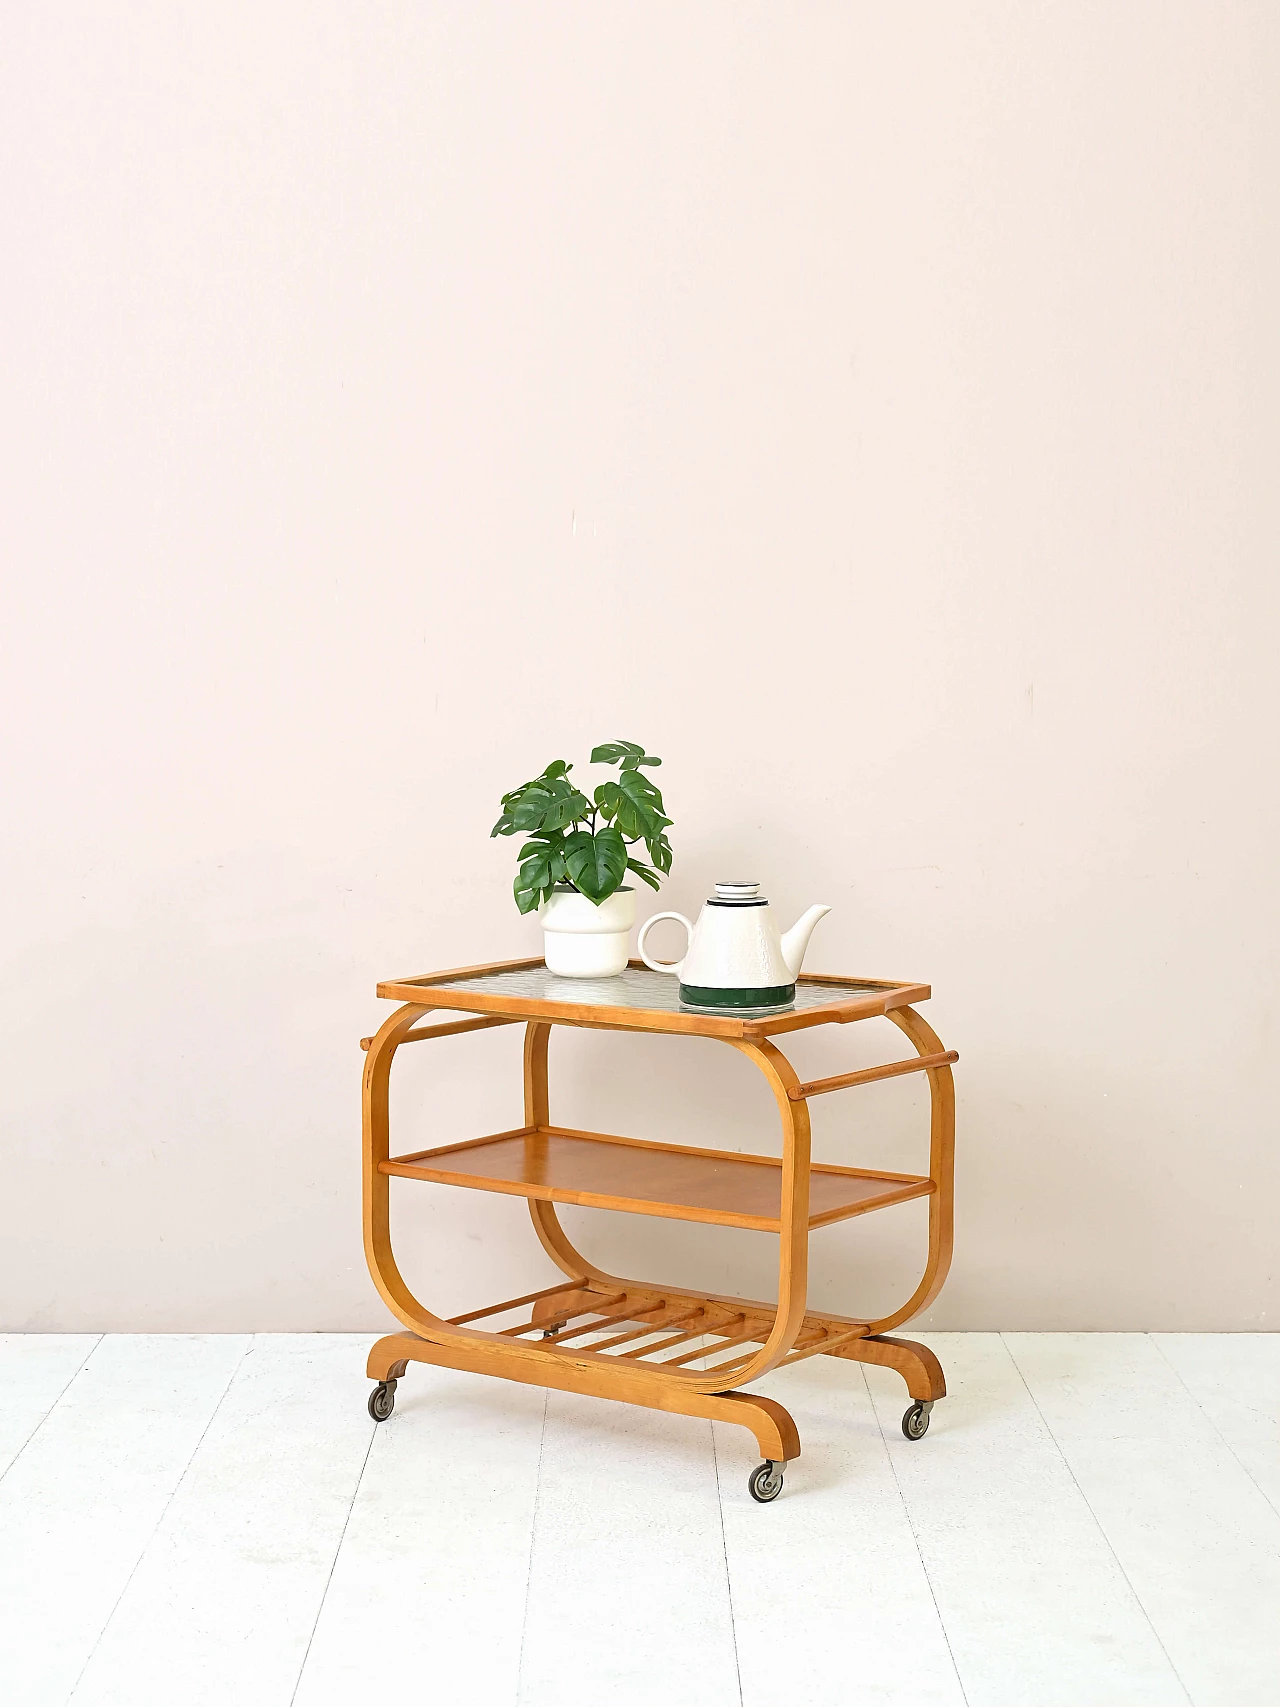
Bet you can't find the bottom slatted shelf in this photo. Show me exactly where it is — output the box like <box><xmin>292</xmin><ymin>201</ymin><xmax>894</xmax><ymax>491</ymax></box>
<box><xmin>443</xmin><ymin>1279</ymin><xmax>870</xmax><ymax>1377</ymax></box>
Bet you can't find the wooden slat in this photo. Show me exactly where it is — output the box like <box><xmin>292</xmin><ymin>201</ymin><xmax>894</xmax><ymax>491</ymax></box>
<box><xmin>587</xmin><ymin>1307</ymin><xmax>703</xmax><ymax>1354</ymax></box>
<box><xmin>448</xmin><ymin>1278</ymin><xmax>585</xmax><ymax>1326</ymax></box>
<box><xmin>497</xmin><ymin>1291</ymin><xmax>626</xmax><ymax>1337</ymax></box>
<box><xmin>360</xmin><ymin>1014</ymin><xmax>522</xmax><ymax>1051</ymax></box>
<box><xmin>627</xmin><ymin>1314</ymin><xmax>748</xmax><ymax>1365</ymax></box>
<box><xmin>789</xmin><ymin>1049</ymin><xmax>958</xmax><ymax>1100</ymax></box>
<box><xmin>618</xmin><ymin>1313</ymin><xmax>710</xmax><ymax>1358</ymax></box>
<box><xmin>688</xmin><ymin>1321</ymin><xmax>838</xmax><ymax>1380</ymax></box>
<box><xmin>660</xmin><ymin>1327</ymin><xmax>758</xmax><ymax>1369</ymax></box>
<box><xmin>551</xmin><ymin>1304</ymin><xmax>663</xmax><ymax>1344</ymax></box>
<box><xmin>780</xmin><ymin>1327</ymin><xmax>867</xmax><ymax>1365</ymax></box>
<box><xmin>693</xmin><ymin>1348</ymin><xmax>758</xmax><ymax>1377</ymax></box>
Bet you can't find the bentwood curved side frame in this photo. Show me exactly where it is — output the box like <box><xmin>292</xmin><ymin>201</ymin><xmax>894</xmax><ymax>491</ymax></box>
<box><xmin>360</xmin><ymin>962</ymin><xmax>956</xmax><ymax>1492</ymax></box>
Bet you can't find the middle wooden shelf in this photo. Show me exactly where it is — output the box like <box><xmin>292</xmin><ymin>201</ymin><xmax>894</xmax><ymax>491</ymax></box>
<box><xmin>380</xmin><ymin>1124</ymin><xmax>933</xmax><ymax>1233</ymax></box>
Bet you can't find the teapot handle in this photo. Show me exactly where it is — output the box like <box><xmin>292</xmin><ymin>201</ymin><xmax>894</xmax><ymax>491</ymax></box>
<box><xmin>637</xmin><ymin>912</ymin><xmax>693</xmax><ymax>976</ymax></box>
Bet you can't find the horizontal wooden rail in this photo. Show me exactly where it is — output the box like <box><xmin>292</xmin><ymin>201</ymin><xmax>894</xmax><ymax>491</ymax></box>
<box><xmin>788</xmin><ymin>1049</ymin><xmax>958</xmax><ymax>1100</ymax></box>
<box><xmin>592</xmin><ymin>1308</ymin><xmax>704</xmax><ymax>1354</ymax></box>
<box><xmin>447</xmin><ymin>1279</ymin><xmax>584</xmax><ymax>1327</ymax></box>
<box><xmin>497</xmin><ymin>1291</ymin><xmax>627</xmax><ymax>1337</ymax></box>
<box><xmin>779</xmin><ymin>1327</ymin><xmax>867</xmax><ymax>1365</ymax></box>
<box><xmin>648</xmin><ymin>1314</ymin><xmax>745</xmax><ymax>1366</ymax></box>
<box><xmin>551</xmin><ymin>1303</ymin><xmax>667</xmax><ymax>1344</ymax></box>
<box><xmin>661</xmin><ymin>1327</ymin><xmax>757</xmax><ymax>1368</ymax></box>
<box><xmin>360</xmin><ymin>1014</ymin><xmax>522</xmax><ymax>1051</ymax></box>
<box><xmin>695</xmin><ymin>1348</ymin><xmax>758</xmax><ymax>1377</ymax></box>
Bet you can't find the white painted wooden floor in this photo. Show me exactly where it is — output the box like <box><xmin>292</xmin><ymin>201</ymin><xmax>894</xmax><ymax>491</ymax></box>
<box><xmin>2</xmin><ymin>1334</ymin><xmax>1277</xmax><ymax>1707</ymax></box>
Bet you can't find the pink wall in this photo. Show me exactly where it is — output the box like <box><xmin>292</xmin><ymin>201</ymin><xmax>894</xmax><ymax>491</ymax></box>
<box><xmin>2</xmin><ymin>4</ymin><xmax>1277</xmax><ymax>1328</ymax></box>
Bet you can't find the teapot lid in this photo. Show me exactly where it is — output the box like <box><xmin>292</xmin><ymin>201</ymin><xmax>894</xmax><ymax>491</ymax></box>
<box><xmin>709</xmin><ymin>881</ymin><xmax>768</xmax><ymax>908</ymax></box>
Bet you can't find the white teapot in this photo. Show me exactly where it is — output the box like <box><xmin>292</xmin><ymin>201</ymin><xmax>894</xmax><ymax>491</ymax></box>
<box><xmin>637</xmin><ymin>882</ymin><xmax>831</xmax><ymax>1010</ymax></box>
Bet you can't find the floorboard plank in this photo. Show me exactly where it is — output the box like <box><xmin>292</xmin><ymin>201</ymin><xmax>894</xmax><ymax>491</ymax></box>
<box><xmin>0</xmin><ymin>1333</ymin><xmax>101</xmax><ymax>1478</ymax></box>
<box><xmin>0</xmin><ymin>1335</ymin><xmax>249</xmax><ymax>1707</ymax></box>
<box><xmin>2</xmin><ymin>1333</ymin><xmax>1276</xmax><ymax>1707</ymax></box>
<box><xmin>292</xmin><ymin>1363</ymin><xmax>545</xmax><ymax>1707</ymax></box>
<box><xmin>712</xmin><ymin>1355</ymin><xmax>966</xmax><ymax>1707</ymax></box>
<box><xmin>866</xmin><ymin>1333</ymin><xmax>1187</xmax><ymax>1707</ymax></box>
<box><xmin>1005</xmin><ymin>1332</ymin><xmax>1280</xmax><ymax>1707</ymax></box>
<box><xmin>517</xmin><ymin>1390</ymin><xmax>738</xmax><ymax>1707</ymax></box>
<box><xmin>1153</xmin><ymin>1333</ymin><xmax>1280</xmax><ymax>1515</ymax></box>
<box><xmin>71</xmin><ymin>1335</ymin><xmax>375</xmax><ymax>1707</ymax></box>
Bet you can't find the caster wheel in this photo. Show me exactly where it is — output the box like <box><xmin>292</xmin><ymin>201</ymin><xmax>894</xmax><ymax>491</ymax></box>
<box><xmin>901</xmin><ymin>1400</ymin><xmax>933</xmax><ymax>1440</ymax></box>
<box><xmin>748</xmin><ymin>1461</ymin><xmax>785</xmax><ymax>1503</ymax></box>
<box><xmin>367</xmin><ymin>1380</ymin><xmax>397</xmax><ymax>1422</ymax></box>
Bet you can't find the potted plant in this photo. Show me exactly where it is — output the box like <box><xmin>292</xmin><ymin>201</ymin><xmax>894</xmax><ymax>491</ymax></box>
<box><xmin>491</xmin><ymin>739</ymin><xmax>673</xmax><ymax>976</ymax></box>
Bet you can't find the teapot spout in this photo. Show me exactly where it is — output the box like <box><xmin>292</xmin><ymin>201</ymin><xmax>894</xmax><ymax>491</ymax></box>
<box><xmin>780</xmin><ymin>904</ymin><xmax>831</xmax><ymax>979</ymax></box>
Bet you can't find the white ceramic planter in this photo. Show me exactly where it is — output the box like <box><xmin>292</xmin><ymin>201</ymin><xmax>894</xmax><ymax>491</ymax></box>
<box><xmin>538</xmin><ymin>886</ymin><xmax>636</xmax><ymax>977</ymax></box>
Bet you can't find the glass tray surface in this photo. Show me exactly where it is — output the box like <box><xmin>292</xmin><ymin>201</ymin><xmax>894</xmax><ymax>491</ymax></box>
<box><xmin>425</xmin><ymin>964</ymin><xmax>887</xmax><ymax>1015</ymax></box>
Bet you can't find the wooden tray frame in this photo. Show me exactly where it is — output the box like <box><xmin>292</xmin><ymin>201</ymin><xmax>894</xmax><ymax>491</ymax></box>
<box><xmin>362</xmin><ymin>960</ymin><xmax>956</xmax><ymax>1480</ymax></box>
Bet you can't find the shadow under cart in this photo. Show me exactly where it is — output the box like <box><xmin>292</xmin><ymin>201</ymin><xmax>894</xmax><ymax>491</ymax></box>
<box><xmin>360</xmin><ymin>959</ymin><xmax>957</xmax><ymax>1503</ymax></box>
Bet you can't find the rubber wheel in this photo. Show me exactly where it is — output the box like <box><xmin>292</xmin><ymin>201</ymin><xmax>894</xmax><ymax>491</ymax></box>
<box><xmin>368</xmin><ymin>1380</ymin><xmax>397</xmax><ymax>1422</ymax></box>
<box><xmin>748</xmin><ymin>1461</ymin><xmax>785</xmax><ymax>1503</ymax></box>
<box><xmin>901</xmin><ymin>1402</ymin><xmax>931</xmax><ymax>1440</ymax></box>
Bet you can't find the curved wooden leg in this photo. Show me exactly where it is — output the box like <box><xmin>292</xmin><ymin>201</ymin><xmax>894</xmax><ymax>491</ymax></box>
<box><xmin>367</xmin><ymin>1333</ymin><xmax>419</xmax><ymax>1382</ymax></box>
<box><xmin>862</xmin><ymin>1005</ymin><xmax>956</xmax><ymax>1336</ymax></box>
<box><xmin>691</xmin><ymin>1391</ymin><xmax>800</xmax><ymax>1463</ymax></box>
<box><xmin>365</xmin><ymin>1326</ymin><xmax>800</xmax><ymax>1461</ymax></box>
<box><xmin>523</xmin><ymin>1022</ymin><xmax>621</xmax><ymax>1292</ymax></box>
<box><xmin>524</xmin><ymin>1022</ymin><xmax>815</xmax><ymax>1397</ymax></box>
<box><xmin>829</xmin><ymin>1333</ymin><xmax>946</xmax><ymax>1401</ymax></box>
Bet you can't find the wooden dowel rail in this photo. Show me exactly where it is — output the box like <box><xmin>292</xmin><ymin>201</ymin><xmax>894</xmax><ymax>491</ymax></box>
<box><xmin>590</xmin><ymin>1308</ymin><xmax>704</xmax><ymax>1354</ymax></box>
<box><xmin>619</xmin><ymin>1311</ymin><xmax>709</xmax><ymax>1358</ymax></box>
<box><xmin>788</xmin><ymin>1049</ymin><xmax>958</xmax><ymax>1101</ymax></box>
<box><xmin>551</xmin><ymin>1303</ymin><xmax>666</xmax><ymax>1343</ymax></box>
<box><xmin>361</xmin><ymin>1014</ymin><xmax>522</xmax><ymax>1051</ymax></box>
<box><xmin>660</xmin><ymin>1327</ymin><xmax>758</xmax><ymax>1368</ymax></box>
<box><xmin>496</xmin><ymin>1291</ymin><xmax>626</xmax><ymax>1337</ymax></box>
<box><xmin>780</xmin><ymin>1327</ymin><xmax>867</xmax><ymax>1365</ymax></box>
<box><xmin>649</xmin><ymin>1314</ymin><xmax>746</xmax><ymax>1366</ymax></box>
<box><xmin>448</xmin><ymin>1278</ymin><xmax>584</xmax><ymax>1326</ymax></box>
<box><xmin>695</xmin><ymin>1349</ymin><xmax>758</xmax><ymax>1377</ymax></box>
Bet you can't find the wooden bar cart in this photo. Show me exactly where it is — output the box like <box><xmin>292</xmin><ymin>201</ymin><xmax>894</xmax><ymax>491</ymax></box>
<box><xmin>361</xmin><ymin>959</ymin><xmax>956</xmax><ymax>1501</ymax></box>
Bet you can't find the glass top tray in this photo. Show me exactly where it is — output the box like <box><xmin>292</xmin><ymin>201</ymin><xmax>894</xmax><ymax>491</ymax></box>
<box><xmin>376</xmin><ymin>960</ymin><xmax>930</xmax><ymax>1039</ymax></box>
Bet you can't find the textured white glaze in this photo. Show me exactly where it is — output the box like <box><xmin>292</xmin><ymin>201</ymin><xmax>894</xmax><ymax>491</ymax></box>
<box><xmin>680</xmin><ymin>902</ymin><xmax>793</xmax><ymax>986</ymax></box>
<box><xmin>637</xmin><ymin>893</ymin><xmax>830</xmax><ymax>989</ymax></box>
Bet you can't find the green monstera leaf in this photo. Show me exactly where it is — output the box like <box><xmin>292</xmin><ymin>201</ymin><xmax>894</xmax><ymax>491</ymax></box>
<box><xmin>590</xmin><ymin>739</ymin><xmax>661</xmax><ymax>771</ymax></box>
<box><xmin>612</xmin><ymin>766</ymin><xmax>669</xmax><ymax>841</ymax></box>
<box><xmin>492</xmin><ymin>763</ymin><xmax>590</xmax><ymax>838</ymax></box>
<box><xmin>493</xmin><ymin>743</ymin><xmax>672</xmax><ymax>912</ymax></box>
<box><xmin>513</xmin><ymin>842</ymin><xmax>558</xmax><ymax>913</ymax></box>
<box><xmin>592</xmin><ymin>780</ymin><xmax>621</xmax><ymax>821</ymax></box>
<box><xmin>625</xmin><ymin>856</ymin><xmax>662</xmax><ymax>891</ymax></box>
<box><xmin>562</xmin><ymin>826</ymin><xmax>628</xmax><ymax>902</ymax></box>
